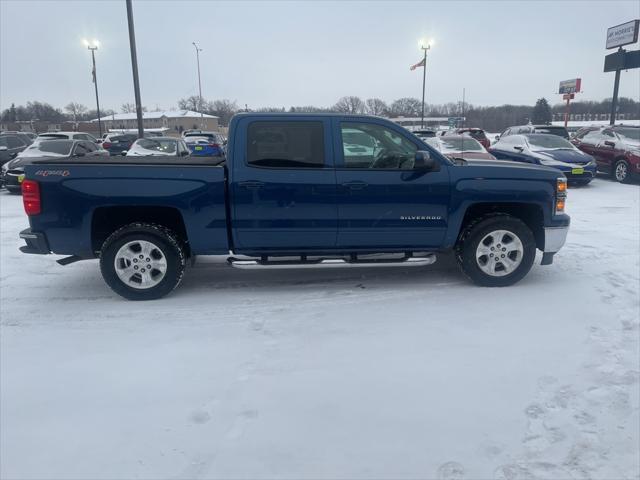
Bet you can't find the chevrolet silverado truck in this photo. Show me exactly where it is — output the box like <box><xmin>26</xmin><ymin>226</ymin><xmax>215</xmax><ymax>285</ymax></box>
<box><xmin>18</xmin><ymin>114</ymin><xmax>570</xmax><ymax>300</ymax></box>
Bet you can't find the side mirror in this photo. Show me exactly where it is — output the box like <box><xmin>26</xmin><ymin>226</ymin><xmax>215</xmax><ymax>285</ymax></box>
<box><xmin>414</xmin><ymin>150</ymin><xmax>437</xmax><ymax>171</ymax></box>
<box><xmin>604</xmin><ymin>140</ymin><xmax>615</xmax><ymax>147</ymax></box>
<box><xmin>121</xmin><ymin>150</ymin><xmax>128</xmax><ymax>156</ymax></box>
<box><xmin>223</xmin><ymin>140</ymin><xmax>228</xmax><ymax>146</ymax></box>
<box><xmin>514</xmin><ymin>146</ymin><xmax>524</xmax><ymax>152</ymax></box>
<box><xmin>494</xmin><ymin>135</ymin><xmax>500</xmax><ymax>141</ymax></box>
<box><xmin>0</xmin><ymin>146</ymin><xmax>7</xmax><ymax>152</ymax></box>
<box><xmin>181</xmin><ymin>150</ymin><xmax>190</xmax><ymax>156</ymax></box>
<box><xmin>74</xmin><ymin>152</ymin><xmax>85</xmax><ymax>157</ymax></box>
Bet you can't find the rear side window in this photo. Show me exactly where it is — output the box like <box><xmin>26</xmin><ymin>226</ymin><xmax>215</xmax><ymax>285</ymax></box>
<box><xmin>247</xmin><ymin>121</ymin><xmax>324</xmax><ymax>168</ymax></box>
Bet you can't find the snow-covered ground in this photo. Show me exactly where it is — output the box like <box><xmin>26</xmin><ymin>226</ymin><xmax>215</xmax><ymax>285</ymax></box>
<box><xmin>1</xmin><ymin>178</ymin><xmax>638</xmax><ymax>480</ymax></box>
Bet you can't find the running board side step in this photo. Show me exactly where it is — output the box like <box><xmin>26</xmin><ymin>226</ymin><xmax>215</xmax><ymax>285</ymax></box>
<box><xmin>228</xmin><ymin>254</ymin><xmax>436</xmax><ymax>270</ymax></box>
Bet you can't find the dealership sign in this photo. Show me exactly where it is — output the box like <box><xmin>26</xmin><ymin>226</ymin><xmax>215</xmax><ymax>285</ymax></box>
<box><xmin>558</xmin><ymin>78</ymin><xmax>581</xmax><ymax>94</ymax></box>
<box><xmin>606</xmin><ymin>20</ymin><xmax>640</xmax><ymax>49</ymax></box>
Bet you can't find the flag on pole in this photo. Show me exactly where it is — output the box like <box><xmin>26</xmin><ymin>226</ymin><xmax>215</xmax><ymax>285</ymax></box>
<box><xmin>92</xmin><ymin>65</ymin><xmax>96</xmax><ymax>83</ymax></box>
<box><xmin>410</xmin><ymin>58</ymin><xmax>425</xmax><ymax>71</ymax></box>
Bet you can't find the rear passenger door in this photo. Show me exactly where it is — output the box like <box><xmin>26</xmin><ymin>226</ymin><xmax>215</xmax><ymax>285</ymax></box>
<box><xmin>230</xmin><ymin>117</ymin><xmax>338</xmax><ymax>252</ymax></box>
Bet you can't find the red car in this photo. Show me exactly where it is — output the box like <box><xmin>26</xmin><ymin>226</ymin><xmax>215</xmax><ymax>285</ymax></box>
<box><xmin>571</xmin><ymin>126</ymin><xmax>640</xmax><ymax>183</ymax></box>
<box><xmin>446</xmin><ymin>128</ymin><xmax>491</xmax><ymax>149</ymax></box>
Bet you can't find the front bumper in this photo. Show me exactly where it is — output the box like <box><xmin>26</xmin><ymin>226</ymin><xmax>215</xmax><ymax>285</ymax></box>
<box><xmin>19</xmin><ymin>228</ymin><xmax>50</xmax><ymax>254</ymax></box>
<box><xmin>544</xmin><ymin>226</ymin><xmax>569</xmax><ymax>253</ymax></box>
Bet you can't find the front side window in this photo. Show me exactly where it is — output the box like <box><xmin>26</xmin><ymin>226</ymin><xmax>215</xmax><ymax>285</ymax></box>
<box><xmin>340</xmin><ymin>122</ymin><xmax>417</xmax><ymax>169</ymax></box>
<box><xmin>247</xmin><ymin>121</ymin><xmax>324</xmax><ymax>168</ymax></box>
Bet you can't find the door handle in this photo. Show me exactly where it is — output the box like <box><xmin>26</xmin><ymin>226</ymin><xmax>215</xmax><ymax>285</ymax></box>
<box><xmin>238</xmin><ymin>180</ymin><xmax>265</xmax><ymax>190</ymax></box>
<box><xmin>342</xmin><ymin>181</ymin><xmax>368</xmax><ymax>190</ymax></box>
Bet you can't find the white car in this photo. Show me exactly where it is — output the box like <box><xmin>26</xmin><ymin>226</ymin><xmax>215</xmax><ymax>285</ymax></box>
<box><xmin>36</xmin><ymin>131</ymin><xmax>99</xmax><ymax>143</ymax></box>
<box><xmin>125</xmin><ymin>137</ymin><xmax>191</xmax><ymax>157</ymax></box>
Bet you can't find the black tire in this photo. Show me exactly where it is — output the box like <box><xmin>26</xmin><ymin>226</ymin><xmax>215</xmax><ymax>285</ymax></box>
<box><xmin>99</xmin><ymin>223</ymin><xmax>186</xmax><ymax>300</ymax></box>
<box><xmin>455</xmin><ymin>214</ymin><xmax>536</xmax><ymax>287</ymax></box>
<box><xmin>613</xmin><ymin>159</ymin><xmax>630</xmax><ymax>183</ymax></box>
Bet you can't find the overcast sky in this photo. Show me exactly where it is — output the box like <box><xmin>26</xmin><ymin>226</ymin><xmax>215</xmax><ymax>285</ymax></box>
<box><xmin>1</xmin><ymin>0</ymin><xmax>639</xmax><ymax>112</ymax></box>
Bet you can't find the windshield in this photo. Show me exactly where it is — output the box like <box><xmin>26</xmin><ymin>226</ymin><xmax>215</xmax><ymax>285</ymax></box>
<box><xmin>616</xmin><ymin>128</ymin><xmax>640</xmax><ymax>142</ymax></box>
<box><xmin>134</xmin><ymin>138</ymin><xmax>177</xmax><ymax>153</ymax></box>
<box><xmin>440</xmin><ymin>137</ymin><xmax>484</xmax><ymax>152</ymax></box>
<box><xmin>525</xmin><ymin>134</ymin><xmax>574</xmax><ymax>151</ymax></box>
<box><xmin>21</xmin><ymin>140</ymin><xmax>73</xmax><ymax>157</ymax></box>
<box><xmin>533</xmin><ymin>127</ymin><xmax>569</xmax><ymax>138</ymax></box>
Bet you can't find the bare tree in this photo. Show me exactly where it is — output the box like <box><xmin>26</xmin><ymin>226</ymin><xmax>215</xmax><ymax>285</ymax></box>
<box><xmin>177</xmin><ymin>96</ymin><xmax>201</xmax><ymax>111</ymax></box>
<box><xmin>388</xmin><ymin>98</ymin><xmax>422</xmax><ymax>117</ymax></box>
<box><xmin>333</xmin><ymin>96</ymin><xmax>366</xmax><ymax>114</ymax></box>
<box><xmin>121</xmin><ymin>103</ymin><xmax>135</xmax><ymax>113</ymax></box>
<box><xmin>208</xmin><ymin>99</ymin><xmax>239</xmax><ymax>126</ymax></box>
<box><xmin>365</xmin><ymin>98</ymin><xmax>388</xmax><ymax>116</ymax></box>
<box><xmin>65</xmin><ymin>102</ymin><xmax>88</xmax><ymax>123</ymax></box>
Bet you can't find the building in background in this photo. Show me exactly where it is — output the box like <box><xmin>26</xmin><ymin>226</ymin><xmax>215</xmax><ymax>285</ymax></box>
<box><xmin>90</xmin><ymin>110</ymin><xmax>219</xmax><ymax>134</ymax></box>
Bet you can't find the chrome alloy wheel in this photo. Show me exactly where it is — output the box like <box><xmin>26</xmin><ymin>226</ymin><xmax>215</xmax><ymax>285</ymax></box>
<box><xmin>114</xmin><ymin>240</ymin><xmax>167</xmax><ymax>289</ymax></box>
<box><xmin>615</xmin><ymin>161</ymin><xmax>628</xmax><ymax>182</ymax></box>
<box><xmin>475</xmin><ymin>229</ymin><xmax>524</xmax><ymax>277</ymax></box>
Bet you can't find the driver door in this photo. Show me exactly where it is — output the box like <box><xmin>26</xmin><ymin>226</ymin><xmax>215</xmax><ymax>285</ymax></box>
<box><xmin>333</xmin><ymin>119</ymin><xmax>450</xmax><ymax>249</ymax></box>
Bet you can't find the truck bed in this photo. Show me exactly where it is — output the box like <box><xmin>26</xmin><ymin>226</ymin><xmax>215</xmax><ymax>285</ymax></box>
<box><xmin>23</xmin><ymin>161</ymin><xmax>229</xmax><ymax>257</ymax></box>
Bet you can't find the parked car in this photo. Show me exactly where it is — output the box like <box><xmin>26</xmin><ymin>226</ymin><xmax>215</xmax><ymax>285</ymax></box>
<box><xmin>126</xmin><ymin>137</ymin><xmax>191</xmax><ymax>157</ymax></box>
<box><xmin>184</xmin><ymin>136</ymin><xmax>225</xmax><ymax>157</ymax></box>
<box><xmin>102</xmin><ymin>133</ymin><xmax>138</xmax><ymax>156</ymax></box>
<box><xmin>445</xmin><ymin>128</ymin><xmax>490</xmax><ymax>149</ymax></box>
<box><xmin>183</xmin><ymin>130</ymin><xmax>226</xmax><ymax>147</ymax></box>
<box><xmin>571</xmin><ymin>125</ymin><xmax>640</xmax><ymax>183</ymax></box>
<box><xmin>1</xmin><ymin>139</ymin><xmax>108</xmax><ymax>193</ymax></box>
<box><xmin>425</xmin><ymin>135</ymin><xmax>496</xmax><ymax>161</ymax></box>
<box><xmin>412</xmin><ymin>129</ymin><xmax>437</xmax><ymax>140</ymax></box>
<box><xmin>497</xmin><ymin>125</ymin><xmax>569</xmax><ymax>141</ymax></box>
<box><xmin>18</xmin><ymin>113</ymin><xmax>570</xmax><ymax>300</ymax></box>
<box><xmin>1</xmin><ymin>131</ymin><xmax>36</xmax><ymax>145</ymax></box>
<box><xmin>0</xmin><ymin>134</ymin><xmax>30</xmax><ymax>166</ymax></box>
<box><xmin>37</xmin><ymin>131</ymin><xmax>99</xmax><ymax>143</ymax></box>
<box><xmin>490</xmin><ymin>133</ymin><xmax>596</xmax><ymax>185</ymax></box>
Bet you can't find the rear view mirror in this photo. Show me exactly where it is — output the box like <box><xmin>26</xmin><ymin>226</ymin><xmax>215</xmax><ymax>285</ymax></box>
<box><xmin>414</xmin><ymin>150</ymin><xmax>437</xmax><ymax>171</ymax></box>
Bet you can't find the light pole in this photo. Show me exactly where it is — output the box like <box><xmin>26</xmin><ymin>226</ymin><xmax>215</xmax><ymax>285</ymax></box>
<box><xmin>126</xmin><ymin>0</ymin><xmax>144</xmax><ymax>139</ymax></box>
<box><xmin>192</xmin><ymin>42</ymin><xmax>204</xmax><ymax>128</ymax></box>
<box><xmin>84</xmin><ymin>39</ymin><xmax>102</xmax><ymax>137</ymax></box>
<box><xmin>418</xmin><ymin>39</ymin><xmax>433</xmax><ymax>129</ymax></box>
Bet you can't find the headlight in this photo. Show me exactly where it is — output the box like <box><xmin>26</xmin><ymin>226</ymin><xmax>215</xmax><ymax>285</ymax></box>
<box><xmin>555</xmin><ymin>178</ymin><xmax>567</xmax><ymax>214</ymax></box>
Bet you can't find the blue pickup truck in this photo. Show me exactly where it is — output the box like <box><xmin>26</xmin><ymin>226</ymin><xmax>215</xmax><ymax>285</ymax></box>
<box><xmin>18</xmin><ymin>114</ymin><xmax>570</xmax><ymax>300</ymax></box>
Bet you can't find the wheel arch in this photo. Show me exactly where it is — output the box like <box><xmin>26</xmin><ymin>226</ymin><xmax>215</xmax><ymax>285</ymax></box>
<box><xmin>457</xmin><ymin>203</ymin><xmax>545</xmax><ymax>251</ymax></box>
<box><xmin>91</xmin><ymin>206</ymin><xmax>189</xmax><ymax>255</ymax></box>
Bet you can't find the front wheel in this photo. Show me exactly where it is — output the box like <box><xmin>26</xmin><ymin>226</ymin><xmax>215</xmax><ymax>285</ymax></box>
<box><xmin>99</xmin><ymin>223</ymin><xmax>186</xmax><ymax>300</ymax></box>
<box><xmin>456</xmin><ymin>215</ymin><xmax>536</xmax><ymax>287</ymax></box>
<box><xmin>614</xmin><ymin>159</ymin><xmax>630</xmax><ymax>183</ymax></box>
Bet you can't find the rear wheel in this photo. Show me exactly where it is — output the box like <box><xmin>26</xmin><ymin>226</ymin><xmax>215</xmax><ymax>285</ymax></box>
<box><xmin>99</xmin><ymin>223</ymin><xmax>186</xmax><ymax>300</ymax></box>
<box><xmin>456</xmin><ymin>214</ymin><xmax>536</xmax><ymax>287</ymax></box>
<box><xmin>614</xmin><ymin>159</ymin><xmax>629</xmax><ymax>183</ymax></box>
